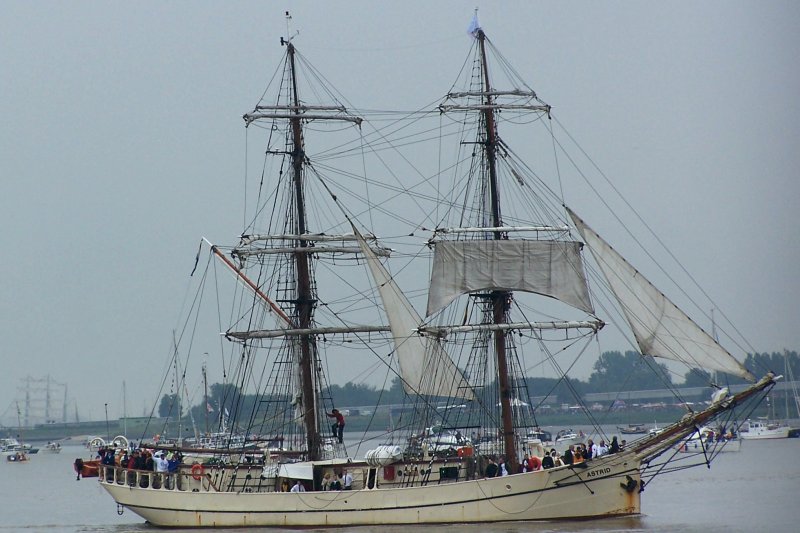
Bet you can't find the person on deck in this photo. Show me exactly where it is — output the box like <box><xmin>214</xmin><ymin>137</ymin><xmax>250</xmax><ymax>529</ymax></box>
<box><xmin>132</xmin><ymin>450</ymin><xmax>145</xmax><ymax>470</ymax></box>
<box><xmin>154</xmin><ymin>452</ymin><xmax>169</xmax><ymax>473</ymax></box>
<box><xmin>553</xmin><ymin>449</ymin><xmax>565</xmax><ymax>467</ymax></box>
<box><xmin>343</xmin><ymin>470</ymin><xmax>353</xmax><ymax>490</ymax></box>
<box><xmin>290</xmin><ymin>480</ymin><xmax>306</xmax><ymax>492</ymax></box>
<box><xmin>572</xmin><ymin>445</ymin><xmax>585</xmax><ymax>464</ymax></box>
<box><xmin>563</xmin><ymin>445</ymin><xmax>575</xmax><ymax>466</ymax></box>
<box><xmin>587</xmin><ymin>439</ymin><xmax>597</xmax><ymax>460</ymax></box>
<box><xmin>597</xmin><ymin>440</ymin><xmax>609</xmax><ymax>457</ymax></box>
<box><xmin>527</xmin><ymin>453</ymin><xmax>542</xmax><ymax>471</ymax></box>
<box><xmin>541</xmin><ymin>451</ymin><xmax>554</xmax><ymax>469</ymax></box>
<box><xmin>498</xmin><ymin>456</ymin><xmax>509</xmax><ymax>476</ymax></box>
<box><xmin>167</xmin><ymin>453</ymin><xmax>181</xmax><ymax>473</ymax></box>
<box><xmin>327</xmin><ymin>408</ymin><xmax>345</xmax><ymax>443</ymax></box>
<box><xmin>485</xmin><ymin>457</ymin><xmax>498</xmax><ymax>478</ymax></box>
<box><xmin>609</xmin><ymin>436</ymin><xmax>620</xmax><ymax>454</ymax></box>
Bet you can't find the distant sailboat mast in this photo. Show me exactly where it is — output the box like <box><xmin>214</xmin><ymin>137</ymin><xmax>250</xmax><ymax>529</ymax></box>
<box><xmin>62</xmin><ymin>383</ymin><xmax>68</xmax><ymax>423</ymax></box>
<box><xmin>203</xmin><ymin>361</ymin><xmax>209</xmax><ymax>436</ymax></box>
<box><xmin>784</xmin><ymin>350</ymin><xmax>799</xmax><ymax>419</ymax></box>
<box><xmin>123</xmin><ymin>381</ymin><xmax>127</xmax><ymax>437</ymax></box>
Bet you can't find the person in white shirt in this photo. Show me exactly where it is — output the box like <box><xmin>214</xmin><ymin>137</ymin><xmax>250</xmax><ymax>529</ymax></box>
<box><xmin>553</xmin><ymin>450</ymin><xmax>564</xmax><ymax>467</ymax></box>
<box><xmin>498</xmin><ymin>456</ymin><xmax>509</xmax><ymax>476</ymax></box>
<box><xmin>343</xmin><ymin>470</ymin><xmax>353</xmax><ymax>490</ymax></box>
<box><xmin>597</xmin><ymin>440</ymin><xmax>609</xmax><ymax>457</ymax></box>
<box><xmin>154</xmin><ymin>452</ymin><xmax>169</xmax><ymax>473</ymax></box>
<box><xmin>290</xmin><ymin>480</ymin><xmax>306</xmax><ymax>492</ymax></box>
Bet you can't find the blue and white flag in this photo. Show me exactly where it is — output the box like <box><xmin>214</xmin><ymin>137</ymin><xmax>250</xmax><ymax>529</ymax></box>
<box><xmin>467</xmin><ymin>9</ymin><xmax>481</xmax><ymax>37</ymax></box>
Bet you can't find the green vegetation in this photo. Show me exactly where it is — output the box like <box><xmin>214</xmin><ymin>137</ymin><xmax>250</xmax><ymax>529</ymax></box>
<box><xmin>10</xmin><ymin>351</ymin><xmax>791</xmax><ymax>442</ymax></box>
<box><xmin>167</xmin><ymin>350</ymin><xmax>797</xmax><ymax>426</ymax></box>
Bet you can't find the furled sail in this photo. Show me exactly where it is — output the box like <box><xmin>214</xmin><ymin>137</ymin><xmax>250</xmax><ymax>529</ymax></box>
<box><xmin>352</xmin><ymin>224</ymin><xmax>475</xmax><ymax>400</ymax></box>
<box><xmin>567</xmin><ymin>207</ymin><xmax>756</xmax><ymax>382</ymax></box>
<box><xmin>426</xmin><ymin>239</ymin><xmax>594</xmax><ymax>317</ymax></box>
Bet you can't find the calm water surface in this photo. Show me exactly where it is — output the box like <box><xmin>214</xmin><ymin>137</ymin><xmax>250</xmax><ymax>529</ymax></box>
<box><xmin>1</xmin><ymin>435</ymin><xmax>797</xmax><ymax>533</ymax></box>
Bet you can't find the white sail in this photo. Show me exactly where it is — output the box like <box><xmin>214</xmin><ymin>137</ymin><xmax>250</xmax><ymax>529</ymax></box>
<box><xmin>352</xmin><ymin>225</ymin><xmax>475</xmax><ymax>400</ymax></box>
<box><xmin>426</xmin><ymin>240</ymin><xmax>594</xmax><ymax>317</ymax></box>
<box><xmin>567</xmin><ymin>207</ymin><xmax>755</xmax><ymax>382</ymax></box>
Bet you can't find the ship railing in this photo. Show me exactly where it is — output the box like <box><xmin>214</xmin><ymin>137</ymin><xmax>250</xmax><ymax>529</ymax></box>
<box><xmin>100</xmin><ymin>465</ymin><xmax>199</xmax><ymax>492</ymax></box>
<box><xmin>100</xmin><ymin>464</ymin><xmax>279</xmax><ymax>493</ymax></box>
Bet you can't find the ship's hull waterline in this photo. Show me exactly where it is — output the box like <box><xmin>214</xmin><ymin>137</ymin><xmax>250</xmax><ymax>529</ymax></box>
<box><xmin>100</xmin><ymin>457</ymin><xmax>641</xmax><ymax>527</ymax></box>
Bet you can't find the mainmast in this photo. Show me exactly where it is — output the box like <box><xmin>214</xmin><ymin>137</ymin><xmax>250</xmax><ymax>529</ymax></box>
<box><xmin>476</xmin><ymin>29</ymin><xmax>517</xmax><ymax>473</ymax></box>
<box><xmin>285</xmin><ymin>41</ymin><xmax>321</xmax><ymax>461</ymax></box>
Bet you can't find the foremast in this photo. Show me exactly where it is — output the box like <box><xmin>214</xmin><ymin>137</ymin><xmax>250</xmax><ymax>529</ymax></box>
<box><xmin>238</xmin><ymin>36</ymin><xmax>363</xmax><ymax>462</ymax></box>
<box><xmin>476</xmin><ymin>29</ymin><xmax>517</xmax><ymax>473</ymax></box>
<box><xmin>284</xmin><ymin>41</ymin><xmax>321</xmax><ymax>462</ymax></box>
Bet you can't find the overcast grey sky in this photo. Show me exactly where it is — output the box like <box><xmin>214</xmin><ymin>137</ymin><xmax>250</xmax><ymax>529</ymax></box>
<box><xmin>1</xmin><ymin>1</ymin><xmax>798</xmax><ymax>424</ymax></box>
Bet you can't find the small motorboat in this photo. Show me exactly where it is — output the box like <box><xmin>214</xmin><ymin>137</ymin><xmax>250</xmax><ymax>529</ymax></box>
<box><xmin>5</xmin><ymin>451</ymin><xmax>29</xmax><ymax>463</ymax></box>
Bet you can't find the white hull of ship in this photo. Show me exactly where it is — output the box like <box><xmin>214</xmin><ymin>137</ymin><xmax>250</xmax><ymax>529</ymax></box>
<box><xmin>739</xmin><ymin>427</ymin><xmax>790</xmax><ymax>440</ymax></box>
<box><xmin>100</xmin><ymin>456</ymin><xmax>642</xmax><ymax>527</ymax></box>
<box><xmin>740</xmin><ymin>419</ymin><xmax>790</xmax><ymax>440</ymax></box>
<box><xmin>553</xmin><ymin>436</ymin><xmax>582</xmax><ymax>452</ymax></box>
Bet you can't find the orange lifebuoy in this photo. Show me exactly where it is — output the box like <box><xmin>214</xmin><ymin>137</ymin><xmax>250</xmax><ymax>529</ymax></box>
<box><xmin>191</xmin><ymin>463</ymin><xmax>204</xmax><ymax>481</ymax></box>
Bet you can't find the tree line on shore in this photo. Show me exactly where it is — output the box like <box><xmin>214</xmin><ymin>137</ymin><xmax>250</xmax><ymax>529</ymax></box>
<box><xmin>159</xmin><ymin>350</ymin><xmax>798</xmax><ymax>421</ymax></box>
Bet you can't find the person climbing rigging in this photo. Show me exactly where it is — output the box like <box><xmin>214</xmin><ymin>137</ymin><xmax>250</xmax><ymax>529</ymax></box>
<box><xmin>327</xmin><ymin>408</ymin><xmax>345</xmax><ymax>443</ymax></box>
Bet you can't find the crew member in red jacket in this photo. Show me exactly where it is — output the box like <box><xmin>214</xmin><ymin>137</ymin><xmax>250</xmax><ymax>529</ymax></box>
<box><xmin>327</xmin><ymin>408</ymin><xmax>345</xmax><ymax>443</ymax></box>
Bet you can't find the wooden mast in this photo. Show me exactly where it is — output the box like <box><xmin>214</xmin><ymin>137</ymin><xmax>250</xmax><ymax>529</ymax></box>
<box><xmin>476</xmin><ymin>29</ymin><xmax>517</xmax><ymax>473</ymax></box>
<box><xmin>237</xmin><ymin>33</ymin><xmax>361</xmax><ymax>461</ymax></box>
<box><xmin>285</xmin><ymin>41</ymin><xmax>321</xmax><ymax>461</ymax></box>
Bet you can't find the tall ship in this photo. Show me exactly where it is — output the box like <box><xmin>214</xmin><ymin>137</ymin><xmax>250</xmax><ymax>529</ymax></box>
<box><xmin>99</xmin><ymin>14</ymin><xmax>777</xmax><ymax>527</ymax></box>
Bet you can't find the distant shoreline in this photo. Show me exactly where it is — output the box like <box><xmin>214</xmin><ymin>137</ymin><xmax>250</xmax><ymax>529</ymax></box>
<box><xmin>8</xmin><ymin>409</ymin><xmax>798</xmax><ymax>443</ymax></box>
